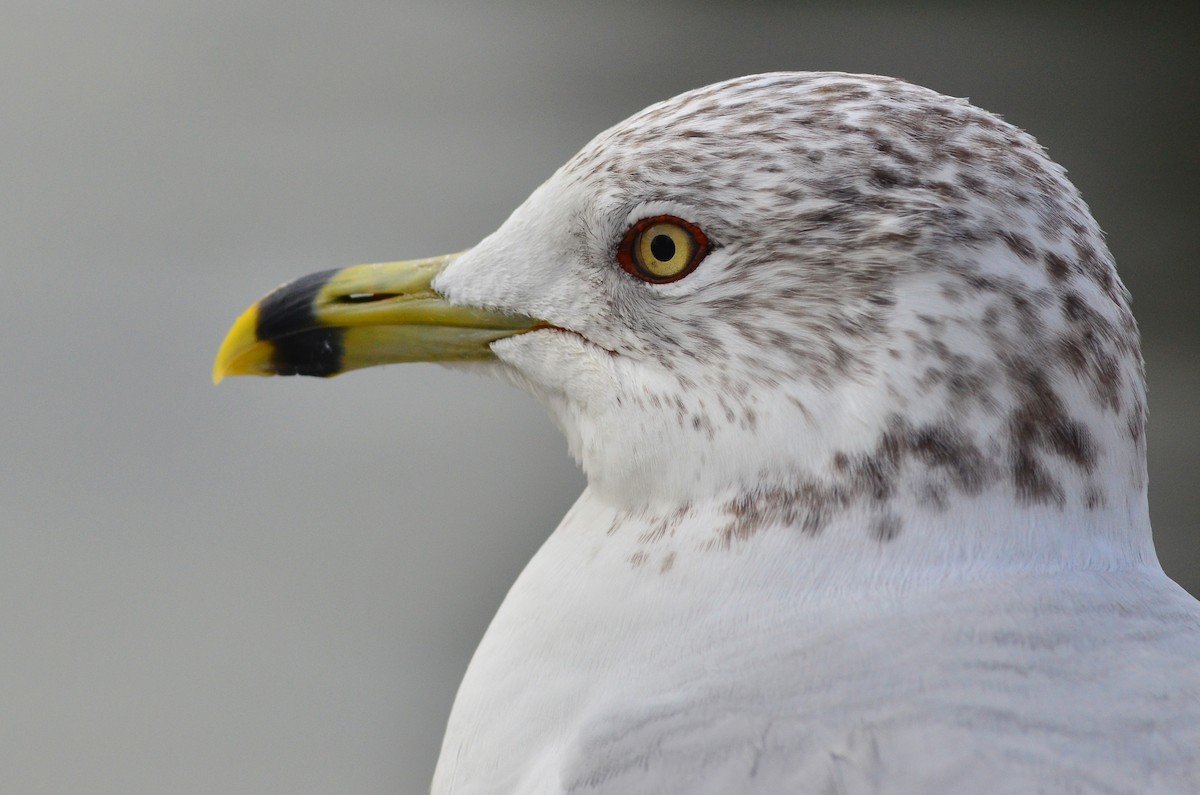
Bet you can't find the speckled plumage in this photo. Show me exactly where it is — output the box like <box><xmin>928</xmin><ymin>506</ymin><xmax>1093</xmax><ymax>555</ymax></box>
<box><xmin>428</xmin><ymin>73</ymin><xmax>1200</xmax><ymax>794</ymax></box>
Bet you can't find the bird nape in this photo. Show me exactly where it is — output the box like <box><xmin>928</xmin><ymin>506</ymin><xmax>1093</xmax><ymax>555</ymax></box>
<box><xmin>215</xmin><ymin>72</ymin><xmax>1200</xmax><ymax>794</ymax></box>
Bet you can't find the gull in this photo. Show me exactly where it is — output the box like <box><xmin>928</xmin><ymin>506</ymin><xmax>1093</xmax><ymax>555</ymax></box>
<box><xmin>214</xmin><ymin>72</ymin><xmax>1200</xmax><ymax>794</ymax></box>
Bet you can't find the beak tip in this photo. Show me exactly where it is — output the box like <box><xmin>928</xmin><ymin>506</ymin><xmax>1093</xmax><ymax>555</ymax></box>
<box><xmin>213</xmin><ymin>303</ymin><xmax>265</xmax><ymax>385</ymax></box>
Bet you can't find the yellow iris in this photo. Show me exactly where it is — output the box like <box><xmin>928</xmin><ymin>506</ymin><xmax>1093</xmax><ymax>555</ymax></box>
<box><xmin>616</xmin><ymin>214</ymin><xmax>710</xmax><ymax>283</ymax></box>
<box><xmin>635</xmin><ymin>222</ymin><xmax>698</xmax><ymax>279</ymax></box>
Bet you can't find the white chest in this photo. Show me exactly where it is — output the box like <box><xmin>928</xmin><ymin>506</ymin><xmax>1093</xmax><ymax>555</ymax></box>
<box><xmin>428</xmin><ymin>491</ymin><xmax>1199</xmax><ymax>794</ymax></box>
<box><xmin>430</xmin><ymin>491</ymin><xmax>787</xmax><ymax>793</ymax></box>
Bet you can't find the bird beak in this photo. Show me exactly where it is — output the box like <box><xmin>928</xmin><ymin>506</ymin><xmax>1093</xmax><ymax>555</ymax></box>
<box><xmin>212</xmin><ymin>253</ymin><xmax>539</xmax><ymax>384</ymax></box>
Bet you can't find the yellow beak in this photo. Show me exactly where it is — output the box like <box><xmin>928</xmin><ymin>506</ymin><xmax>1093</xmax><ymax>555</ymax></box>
<box><xmin>212</xmin><ymin>254</ymin><xmax>539</xmax><ymax>384</ymax></box>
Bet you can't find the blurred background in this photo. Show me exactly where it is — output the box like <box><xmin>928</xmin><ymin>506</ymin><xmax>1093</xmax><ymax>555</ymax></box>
<box><xmin>1</xmin><ymin>2</ymin><xmax>1196</xmax><ymax>792</ymax></box>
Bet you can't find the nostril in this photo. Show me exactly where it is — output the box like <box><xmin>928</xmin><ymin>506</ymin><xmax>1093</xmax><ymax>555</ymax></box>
<box><xmin>338</xmin><ymin>292</ymin><xmax>400</xmax><ymax>304</ymax></box>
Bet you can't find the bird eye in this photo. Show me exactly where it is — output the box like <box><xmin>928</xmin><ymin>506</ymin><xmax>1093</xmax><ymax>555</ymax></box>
<box><xmin>617</xmin><ymin>215</ymin><xmax>710</xmax><ymax>283</ymax></box>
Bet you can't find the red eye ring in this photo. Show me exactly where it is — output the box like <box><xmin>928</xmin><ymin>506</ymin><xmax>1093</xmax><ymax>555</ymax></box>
<box><xmin>616</xmin><ymin>214</ymin><xmax>710</xmax><ymax>283</ymax></box>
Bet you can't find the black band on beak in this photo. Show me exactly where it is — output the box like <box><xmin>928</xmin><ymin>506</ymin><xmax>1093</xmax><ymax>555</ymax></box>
<box><xmin>256</xmin><ymin>269</ymin><xmax>344</xmax><ymax>377</ymax></box>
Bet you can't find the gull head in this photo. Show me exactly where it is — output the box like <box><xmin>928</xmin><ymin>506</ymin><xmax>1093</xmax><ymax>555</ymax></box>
<box><xmin>216</xmin><ymin>72</ymin><xmax>1150</xmax><ymax>558</ymax></box>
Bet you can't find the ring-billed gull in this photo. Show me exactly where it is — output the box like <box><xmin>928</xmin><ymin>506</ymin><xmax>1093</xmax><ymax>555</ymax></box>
<box><xmin>215</xmin><ymin>73</ymin><xmax>1200</xmax><ymax>794</ymax></box>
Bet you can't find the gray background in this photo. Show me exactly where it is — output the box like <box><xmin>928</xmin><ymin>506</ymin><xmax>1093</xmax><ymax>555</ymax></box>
<box><xmin>2</xmin><ymin>2</ymin><xmax>1196</xmax><ymax>793</ymax></box>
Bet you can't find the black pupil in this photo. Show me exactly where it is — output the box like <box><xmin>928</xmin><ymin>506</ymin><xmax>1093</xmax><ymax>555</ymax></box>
<box><xmin>650</xmin><ymin>234</ymin><xmax>676</xmax><ymax>262</ymax></box>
